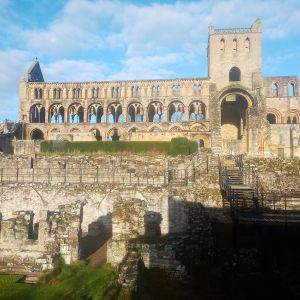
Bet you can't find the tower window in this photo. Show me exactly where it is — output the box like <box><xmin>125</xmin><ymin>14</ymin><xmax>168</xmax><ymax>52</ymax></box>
<box><xmin>245</xmin><ymin>38</ymin><xmax>250</xmax><ymax>52</ymax></box>
<box><xmin>229</xmin><ymin>67</ymin><xmax>241</xmax><ymax>82</ymax></box>
<box><xmin>220</xmin><ymin>38</ymin><xmax>225</xmax><ymax>52</ymax></box>
<box><xmin>233</xmin><ymin>38</ymin><xmax>237</xmax><ymax>52</ymax></box>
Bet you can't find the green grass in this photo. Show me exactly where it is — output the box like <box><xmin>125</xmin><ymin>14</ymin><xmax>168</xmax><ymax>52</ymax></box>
<box><xmin>0</xmin><ymin>263</ymin><xmax>118</xmax><ymax>300</ymax></box>
<box><xmin>40</xmin><ymin>138</ymin><xmax>198</xmax><ymax>157</ymax></box>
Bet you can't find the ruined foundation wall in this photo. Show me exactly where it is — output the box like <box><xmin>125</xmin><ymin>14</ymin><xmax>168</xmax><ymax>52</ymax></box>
<box><xmin>0</xmin><ymin>201</ymin><xmax>83</xmax><ymax>275</ymax></box>
<box><xmin>245</xmin><ymin>157</ymin><xmax>300</xmax><ymax>192</ymax></box>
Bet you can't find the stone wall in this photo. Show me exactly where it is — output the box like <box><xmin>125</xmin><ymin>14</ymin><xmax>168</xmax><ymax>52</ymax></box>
<box><xmin>0</xmin><ymin>201</ymin><xmax>83</xmax><ymax>275</ymax></box>
<box><xmin>245</xmin><ymin>157</ymin><xmax>300</xmax><ymax>192</ymax></box>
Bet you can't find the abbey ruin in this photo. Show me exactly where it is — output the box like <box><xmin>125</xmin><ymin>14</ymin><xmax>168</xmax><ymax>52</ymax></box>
<box><xmin>18</xmin><ymin>19</ymin><xmax>300</xmax><ymax>157</ymax></box>
<box><xmin>0</xmin><ymin>19</ymin><xmax>300</xmax><ymax>297</ymax></box>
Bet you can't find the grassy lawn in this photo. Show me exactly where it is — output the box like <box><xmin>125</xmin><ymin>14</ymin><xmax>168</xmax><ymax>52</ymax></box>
<box><xmin>0</xmin><ymin>263</ymin><xmax>118</xmax><ymax>300</ymax></box>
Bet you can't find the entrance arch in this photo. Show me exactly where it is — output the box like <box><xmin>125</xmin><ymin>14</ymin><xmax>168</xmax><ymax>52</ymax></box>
<box><xmin>220</xmin><ymin>93</ymin><xmax>251</xmax><ymax>141</ymax></box>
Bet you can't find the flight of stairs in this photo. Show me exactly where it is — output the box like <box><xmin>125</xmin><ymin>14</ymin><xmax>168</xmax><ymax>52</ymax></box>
<box><xmin>221</xmin><ymin>159</ymin><xmax>259</xmax><ymax>210</ymax></box>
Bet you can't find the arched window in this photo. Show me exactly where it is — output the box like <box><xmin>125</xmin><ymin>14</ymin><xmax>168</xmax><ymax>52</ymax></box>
<box><xmin>88</xmin><ymin>104</ymin><xmax>103</xmax><ymax>123</ymax></box>
<box><xmin>272</xmin><ymin>83</ymin><xmax>279</xmax><ymax>97</ymax></box>
<box><xmin>92</xmin><ymin>87</ymin><xmax>100</xmax><ymax>98</ymax></box>
<box><xmin>233</xmin><ymin>38</ymin><xmax>237</xmax><ymax>52</ymax></box>
<box><xmin>112</xmin><ymin>87</ymin><xmax>120</xmax><ymax>98</ymax></box>
<box><xmin>148</xmin><ymin>102</ymin><xmax>164</xmax><ymax>122</ymax></box>
<box><xmin>68</xmin><ymin>103</ymin><xmax>84</xmax><ymax>123</ymax></box>
<box><xmin>168</xmin><ymin>101</ymin><xmax>185</xmax><ymax>122</ymax></box>
<box><xmin>132</xmin><ymin>86</ymin><xmax>140</xmax><ymax>97</ymax></box>
<box><xmin>220</xmin><ymin>38</ymin><xmax>225</xmax><ymax>52</ymax></box>
<box><xmin>245</xmin><ymin>38</ymin><xmax>250</xmax><ymax>52</ymax></box>
<box><xmin>152</xmin><ymin>85</ymin><xmax>160</xmax><ymax>95</ymax></box>
<box><xmin>267</xmin><ymin>113</ymin><xmax>276</xmax><ymax>124</ymax></box>
<box><xmin>127</xmin><ymin>102</ymin><xmax>143</xmax><ymax>122</ymax></box>
<box><xmin>34</xmin><ymin>88</ymin><xmax>43</xmax><ymax>99</ymax></box>
<box><xmin>72</xmin><ymin>88</ymin><xmax>81</xmax><ymax>99</ymax></box>
<box><xmin>289</xmin><ymin>82</ymin><xmax>295</xmax><ymax>97</ymax></box>
<box><xmin>49</xmin><ymin>104</ymin><xmax>64</xmax><ymax>123</ymax></box>
<box><xmin>107</xmin><ymin>103</ymin><xmax>123</xmax><ymax>123</ymax></box>
<box><xmin>30</xmin><ymin>104</ymin><xmax>45</xmax><ymax>123</ymax></box>
<box><xmin>189</xmin><ymin>101</ymin><xmax>206</xmax><ymax>121</ymax></box>
<box><xmin>172</xmin><ymin>84</ymin><xmax>180</xmax><ymax>94</ymax></box>
<box><xmin>53</xmin><ymin>88</ymin><xmax>61</xmax><ymax>99</ymax></box>
<box><xmin>229</xmin><ymin>67</ymin><xmax>241</xmax><ymax>82</ymax></box>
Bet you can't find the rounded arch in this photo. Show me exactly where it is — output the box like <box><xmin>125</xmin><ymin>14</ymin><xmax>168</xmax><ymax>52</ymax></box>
<box><xmin>229</xmin><ymin>67</ymin><xmax>241</xmax><ymax>82</ymax></box>
<box><xmin>191</xmin><ymin>134</ymin><xmax>210</xmax><ymax>148</ymax></box>
<box><xmin>68</xmin><ymin>103</ymin><xmax>84</xmax><ymax>123</ymax></box>
<box><xmin>147</xmin><ymin>101</ymin><xmax>164</xmax><ymax>123</ymax></box>
<box><xmin>49</xmin><ymin>103</ymin><xmax>64</xmax><ymax>123</ymax></box>
<box><xmin>220</xmin><ymin>90</ymin><xmax>251</xmax><ymax>140</ymax></box>
<box><xmin>168</xmin><ymin>101</ymin><xmax>185</xmax><ymax>122</ymax></box>
<box><xmin>50</xmin><ymin>128</ymin><xmax>60</xmax><ymax>133</ymax></box>
<box><xmin>89</xmin><ymin>128</ymin><xmax>102</xmax><ymax>141</ymax></box>
<box><xmin>30</xmin><ymin>104</ymin><xmax>45</xmax><ymax>123</ymax></box>
<box><xmin>127</xmin><ymin>102</ymin><xmax>144</xmax><ymax>123</ymax></box>
<box><xmin>88</xmin><ymin>103</ymin><xmax>103</xmax><ymax>123</ymax></box>
<box><xmin>148</xmin><ymin>124</ymin><xmax>163</xmax><ymax>132</ymax></box>
<box><xmin>70</xmin><ymin>127</ymin><xmax>81</xmax><ymax>133</ymax></box>
<box><xmin>266</xmin><ymin>108</ymin><xmax>282</xmax><ymax>124</ymax></box>
<box><xmin>190</xmin><ymin>123</ymin><xmax>207</xmax><ymax>131</ymax></box>
<box><xmin>286</xmin><ymin>109</ymin><xmax>300</xmax><ymax>124</ymax></box>
<box><xmin>31</xmin><ymin>128</ymin><xmax>44</xmax><ymax>140</ymax></box>
<box><xmin>169</xmin><ymin>125</ymin><xmax>183</xmax><ymax>132</ymax></box>
<box><xmin>189</xmin><ymin>101</ymin><xmax>206</xmax><ymax>121</ymax></box>
<box><xmin>107</xmin><ymin>127</ymin><xmax>120</xmax><ymax>141</ymax></box>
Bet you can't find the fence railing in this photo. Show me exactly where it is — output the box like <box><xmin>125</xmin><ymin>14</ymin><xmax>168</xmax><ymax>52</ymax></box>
<box><xmin>0</xmin><ymin>167</ymin><xmax>191</xmax><ymax>186</ymax></box>
<box><xmin>231</xmin><ymin>191</ymin><xmax>300</xmax><ymax>223</ymax></box>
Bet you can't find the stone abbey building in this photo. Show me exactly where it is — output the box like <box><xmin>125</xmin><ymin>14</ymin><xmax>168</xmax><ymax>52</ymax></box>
<box><xmin>19</xmin><ymin>19</ymin><xmax>300</xmax><ymax>157</ymax></box>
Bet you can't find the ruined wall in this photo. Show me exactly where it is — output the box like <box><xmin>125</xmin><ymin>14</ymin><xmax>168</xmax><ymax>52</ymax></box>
<box><xmin>245</xmin><ymin>157</ymin><xmax>300</xmax><ymax>192</ymax></box>
<box><xmin>0</xmin><ymin>201</ymin><xmax>83</xmax><ymax>275</ymax></box>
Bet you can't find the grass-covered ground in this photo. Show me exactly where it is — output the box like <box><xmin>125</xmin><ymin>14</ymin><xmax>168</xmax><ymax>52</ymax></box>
<box><xmin>0</xmin><ymin>262</ymin><xmax>119</xmax><ymax>300</ymax></box>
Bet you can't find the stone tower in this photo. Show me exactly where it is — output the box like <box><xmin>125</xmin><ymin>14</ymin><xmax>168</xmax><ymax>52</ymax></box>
<box><xmin>208</xmin><ymin>19</ymin><xmax>267</xmax><ymax>155</ymax></box>
<box><xmin>208</xmin><ymin>19</ymin><xmax>262</xmax><ymax>90</ymax></box>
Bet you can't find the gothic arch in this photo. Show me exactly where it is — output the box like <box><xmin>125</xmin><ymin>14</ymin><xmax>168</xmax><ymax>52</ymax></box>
<box><xmin>49</xmin><ymin>103</ymin><xmax>65</xmax><ymax>123</ymax></box>
<box><xmin>68</xmin><ymin>103</ymin><xmax>84</xmax><ymax>123</ymax></box>
<box><xmin>30</xmin><ymin>104</ymin><xmax>45</xmax><ymax>123</ymax></box>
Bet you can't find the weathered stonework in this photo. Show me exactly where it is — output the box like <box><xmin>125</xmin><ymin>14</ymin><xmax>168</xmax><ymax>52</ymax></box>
<box><xmin>17</xmin><ymin>19</ymin><xmax>300</xmax><ymax>157</ymax></box>
<box><xmin>0</xmin><ymin>201</ymin><xmax>83</xmax><ymax>276</ymax></box>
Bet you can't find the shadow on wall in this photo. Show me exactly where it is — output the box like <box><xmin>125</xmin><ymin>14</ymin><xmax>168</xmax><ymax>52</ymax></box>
<box><xmin>80</xmin><ymin>212</ymin><xmax>112</xmax><ymax>264</ymax></box>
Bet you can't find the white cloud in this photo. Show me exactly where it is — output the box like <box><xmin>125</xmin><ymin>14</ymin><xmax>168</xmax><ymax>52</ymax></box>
<box><xmin>43</xmin><ymin>59</ymin><xmax>108</xmax><ymax>82</ymax></box>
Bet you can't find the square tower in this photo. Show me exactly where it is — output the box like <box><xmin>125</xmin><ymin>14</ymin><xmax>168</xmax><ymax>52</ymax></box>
<box><xmin>208</xmin><ymin>19</ymin><xmax>262</xmax><ymax>90</ymax></box>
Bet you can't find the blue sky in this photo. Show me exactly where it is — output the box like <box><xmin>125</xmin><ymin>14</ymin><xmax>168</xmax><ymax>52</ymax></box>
<box><xmin>1</xmin><ymin>0</ymin><xmax>300</xmax><ymax>121</ymax></box>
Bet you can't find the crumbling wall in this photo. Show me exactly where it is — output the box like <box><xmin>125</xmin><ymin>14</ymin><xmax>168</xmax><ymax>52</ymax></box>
<box><xmin>0</xmin><ymin>201</ymin><xmax>83</xmax><ymax>275</ymax></box>
<box><xmin>245</xmin><ymin>157</ymin><xmax>300</xmax><ymax>192</ymax></box>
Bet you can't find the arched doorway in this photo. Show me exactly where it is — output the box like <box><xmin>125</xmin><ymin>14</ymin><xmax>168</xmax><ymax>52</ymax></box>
<box><xmin>221</xmin><ymin>93</ymin><xmax>249</xmax><ymax>141</ymax></box>
<box><xmin>31</xmin><ymin>128</ymin><xmax>44</xmax><ymax>140</ymax></box>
